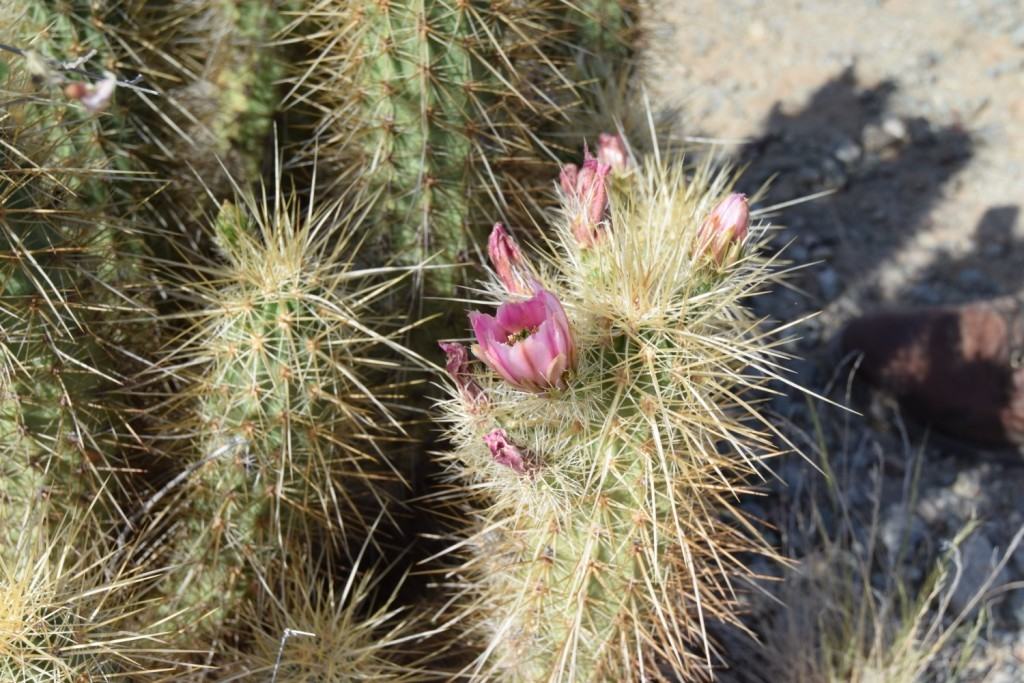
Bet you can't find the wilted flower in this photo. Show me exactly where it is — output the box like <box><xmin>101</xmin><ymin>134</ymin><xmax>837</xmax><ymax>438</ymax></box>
<box><xmin>697</xmin><ymin>193</ymin><xmax>750</xmax><ymax>264</ymax></box>
<box><xmin>483</xmin><ymin>428</ymin><xmax>534</xmax><ymax>475</ymax></box>
<box><xmin>469</xmin><ymin>287</ymin><xmax>575</xmax><ymax>392</ymax></box>
<box><xmin>596</xmin><ymin>132</ymin><xmax>629</xmax><ymax>172</ymax></box>
<box><xmin>559</xmin><ymin>150</ymin><xmax>611</xmax><ymax>248</ymax></box>
<box><xmin>439</xmin><ymin>341</ymin><xmax>487</xmax><ymax>409</ymax></box>
<box><xmin>65</xmin><ymin>72</ymin><xmax>117</xmax><ymax>113</ymax></box>
<box><xmin>487</xmin><ymin>223</ymin><xmax>532</xmax><ymax>295</ymax></box>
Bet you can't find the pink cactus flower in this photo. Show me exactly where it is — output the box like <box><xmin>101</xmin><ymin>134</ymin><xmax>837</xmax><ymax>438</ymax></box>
<box><xmin>65</xmin><ymin>72</ymin><xmax>117</xmax><ymax>113</ymax></box>
<box><xmin>596</xmin><ymin>132</ymin><xmax>629</xmax><ymax>172</ymax></box>
<box><xmin>439</xmin><ymin>341</ymin><xmax>487</xmax><ymax>409</ymax></box>
<box><xmin>697</xmin><ymin>193</ymin><xmax>750</xmax><ymax>264</ymax></box>
<box><xmin>469</xmin><ymin>287</ymin><xmax>576</xmax><ymax>392</ymax></box>
<box><xmin>559</xmin><ymin>149</ymin><xmax>611</xmax><ymax>248</ymax></box>
<box><xmin>487</xmin><ymin>223</ymin><xmax>532</xmax><ymax>295</ymax></box>
<box><xmin>483</xmin><ymin>428</ymin><xmax>533</xmax><ymax>475</ymax></box>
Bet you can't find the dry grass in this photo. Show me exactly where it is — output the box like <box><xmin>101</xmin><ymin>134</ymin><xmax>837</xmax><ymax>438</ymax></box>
<box><xmin>731</xmin><ymin>401</ymin><xmax>1023</xmax><ymax>683</ymax></box>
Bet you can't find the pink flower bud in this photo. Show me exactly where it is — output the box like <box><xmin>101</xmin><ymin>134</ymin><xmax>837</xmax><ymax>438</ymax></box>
<box><xmin>439</xmin><ymin>342</ymin><xmax>487</xmax><ymax>409</ymax></box>
<box><xmin>697</xmin><ymin>193</ymin><xmax>750</xmax><ymax>264</ymax></box>
<box><xmin>483</xmin><ymin>428</ymin><xmax>534</xmax><ymax>475</ymax></box>
<box><xmin>487</xmin><ymin>223</ymin><xmax>532</xmax><ymax>296</ymax></box>
<box><xmin>597</xmin><ymin>133</ymin><xmax>629</xmax><ymax>172</ymax></box>
<box><xmin>469</xmin><ymin>287</ymin><xmax>576</xmax><ymax>393</ymax></box>
<box><xmin>559</xmin><ymin>150</ymin><xmax>611</xmax><ymax>248</ymax></box>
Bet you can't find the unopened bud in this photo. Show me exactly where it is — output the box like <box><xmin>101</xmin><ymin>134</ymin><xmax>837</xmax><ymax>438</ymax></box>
<box><xmin>487</xmin><ymin>223</ymin><xmax>532</xmax><ymax>295</ymax></box>
<box><xmin>697</xmin><ymin>193</ymin><xmax>749</xmax><ymax>264</ymax></box>
<box><xmin>559</xmin><ymin>150</ymin><xmax>611</xmax><ymax>248</ymax></box>
<box><xmin>439</xmin><ymin>342</ymin><xmax>487</xmax><ymax>410</ymax></box>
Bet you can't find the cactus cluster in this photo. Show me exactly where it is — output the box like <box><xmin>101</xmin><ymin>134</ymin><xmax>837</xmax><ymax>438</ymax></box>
<box><xmin>101</xmin><ymin>0</ymin><xmax>290</xmax><ymax>210</ymax></box>
<box><xmin>0</xmin><ymin>0</ymin><xmax>835</xmax><ymax>680</ymax></box>
<box><xmin>435</xmin><ymin>141</ymin><xmax>791</xmax><ymax>680</ymax></box>
<box><xmin>135</xmin><ymin>182</ymin><xmax>430</xmax><ymax>652</ymax></box>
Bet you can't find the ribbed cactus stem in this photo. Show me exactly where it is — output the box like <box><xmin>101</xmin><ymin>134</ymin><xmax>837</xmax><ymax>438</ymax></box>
<box><xmin>0</xmin><ymin>4</ymin><xmax>157</xmax><ymax>536</ymax></box>
<box><xmin>356</xmin><ymin>0</ymin><xmax>483</xmax><ymax>295</ymax></box>
<box><xmin>162</xmin><ymin>441</ymin><xmax>267</xmax><ymax>632</ymax></box>
<box><xmin>485</xmin><ymin>443</ymin><xmax>647</xmax><ymax>678</ymax></box>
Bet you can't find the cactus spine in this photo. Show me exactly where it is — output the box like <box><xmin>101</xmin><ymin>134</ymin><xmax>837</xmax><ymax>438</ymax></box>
<box><xmin>437</xmin><ymin>146</ymin><xmax>792</xmax><ymax>680</ymax></box>
<box><xmin>220</xmin><ymin>546</ymin><xmax>433</xmax><ymax>681</ymax></box>
<box><xmin>0</xmin><ymin>506</ymin><xmax>190</xmax><ymax>680</ymax></box>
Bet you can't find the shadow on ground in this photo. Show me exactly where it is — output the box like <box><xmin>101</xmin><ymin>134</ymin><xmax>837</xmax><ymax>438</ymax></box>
<box><xmin>696</xmin><ymin>67</ymin><xmax>1024</xmax><ymax>682</ymax></box>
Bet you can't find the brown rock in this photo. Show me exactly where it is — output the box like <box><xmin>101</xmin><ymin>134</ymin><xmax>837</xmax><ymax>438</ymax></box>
<box><xmin>840</xmin><ymin>297</ymin><xmax>1024</xmax><ymax>446</ymax></box>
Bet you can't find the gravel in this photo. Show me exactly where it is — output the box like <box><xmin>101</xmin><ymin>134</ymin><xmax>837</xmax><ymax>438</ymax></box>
<box><xmin>648</xmin><ymin>0</ymin><xmax>1024</xmax><ymax>677</ymax></box>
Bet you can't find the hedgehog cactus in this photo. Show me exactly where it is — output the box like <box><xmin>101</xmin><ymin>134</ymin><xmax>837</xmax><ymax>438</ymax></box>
<box><xmin>220</xmin><ymin>544</ymin><xmax>433</xmax><ymax>681</ymax></box>
<box><xmin>0</xmin><ymin>9</ymin><xmax>158</xmax><ymax>538</ymax></box>
<box><xmin>0</xmin><ymin>507</ymin><xmax>190</xmax><ymax>680</ymax></box>
<box><xmin>282</xmin><ymin>0</ymin><xmax>623</xmax><ymax>300</ymax></box>
<box><xmin>436</xmin><ymin>140</ymin><xmax>793</xmax><ymax>680</ymax></box>
<box><xmin>148</xmin><ymin>185</ymin><xmax>426</xmax><ymax>645</ymax></box>
<box><xmin>101</xmin><ymin>0</ymin><xmax>289</xmax><ymax>210</ymax></box>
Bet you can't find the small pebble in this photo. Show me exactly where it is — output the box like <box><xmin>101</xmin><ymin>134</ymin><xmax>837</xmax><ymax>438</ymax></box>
<box><xmin>834</xmin><ymin>139</ymin><xmax>862</xmax><ymax>165</ymax></box>
<box><xmin>1012</xmin><ymin>22</ymin><xmax>1024</xmax><ymax>48</ymax></box>
<box><xmin>882</xmin><ymin>117</ymin><xmax>909</xmax><ymax>142</ymax></box>
<box><xmin>817</xmin><ymin>267</ymin><xmax>841</xmax><ymax>300</ymax></box>
<box><xmin>950</xmin><ymin>532</ymin><xmax>1007</xmax><ymax>616</ymax></box>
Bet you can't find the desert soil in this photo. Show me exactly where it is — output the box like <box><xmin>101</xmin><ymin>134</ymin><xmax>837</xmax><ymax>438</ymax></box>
<box><xmin>646</xmin><ymin>1</ymin><xmax>1024</xmax><ymax>680</ymax></box>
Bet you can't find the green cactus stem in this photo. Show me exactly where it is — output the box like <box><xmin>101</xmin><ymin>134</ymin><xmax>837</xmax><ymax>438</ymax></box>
<box><xmin>145</xmin><ymin>189</ymin><xmax>426</xmax><ymax>650</ymax></box>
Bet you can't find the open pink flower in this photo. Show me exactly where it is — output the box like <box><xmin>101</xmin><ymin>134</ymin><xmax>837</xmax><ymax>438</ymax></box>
<box><xmin>597</xmin><ymin>132</ymin><xmax>629</xmax><ymax>172</ymax></box>
<box><xmin>469</xmin><ymin>288</ymin><xmax>575</xmax><ymax>392</ymax></box>
<box><xmin>697</xmin><ymin>193</ymin><xmax>750</xmax><ymax>264</ymax></box>
<box><xmin>559</xmin><ymin>150</ymin><xmax>611</xmax><ymax>248</ymax></box>
<box><xmin>439</xmin><ymin>342</ymin><xmax>487</xmax><ymax>409</ymax></box>
<box><xmin>487</xmin><ymin>223</ymin><xmax>532</xmax><ymax>295</ymax></box>
<box><xmin>483</xmin><ymin>428</ymin><xmax>534</xmax><ymax>475</ymax></box>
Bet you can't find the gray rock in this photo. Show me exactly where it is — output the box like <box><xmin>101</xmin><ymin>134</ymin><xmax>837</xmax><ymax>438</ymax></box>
<box><xmin>917</xmin><ymin>50</ymin><xmax>941</xmax><ymax>69</ymax></box>
<box><xmin>821</xmin><ymin>157</ymin><xmax>848</xmax><ymax>188</ymax></box>
<box><xmin>952</xmin><ymin>468</ymin><xmax>983</xmax><ymax>500</ymax></box>
<box><xmin>1012</xmin><ymin>533</ymin><xmax>1024</xmax><ymax>574</ymax></box>
<box><xmin>957</xmin><ymin>267</ymin><xmax>995</xmax><ymax>293</ymax></box>
<box><xmin>987</xmin><ymin>667</ymin><xmax>1021</xmax><ymax>683</ymax></box>
<box><xmin>950</xmin><ymin>532</ymin><xmax>1008</xmax><ymax>616</ymax></box>
<box><xmin>1003</xmin><ymin>586</ymin><xmax>1024</xmax><ymax>629</ymax></box>
<box><xmin>787</xmin><ymin>243</ymin><xmax>809</xmax><ymax>263</ymax></box>
<box><xmin>880</xmin><ymin>504</ymin><xmax>926</xmax><ymax>557</ymax></box>
<box><xmin>861</xmin><ymin>123</ymin><xmax>891</xmax><ymax>153</ymax></box>
<box><xmin>906</xmin><ymin>282</ymin><xmax>943</xmax><ymax>305</ymax></box>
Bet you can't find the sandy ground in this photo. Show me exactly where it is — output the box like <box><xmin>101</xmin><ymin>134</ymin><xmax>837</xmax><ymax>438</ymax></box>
<box><xmin>646</xmin><ymin>1</ymin><xmax>1024</xmax><ymax>679</ymax></box>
